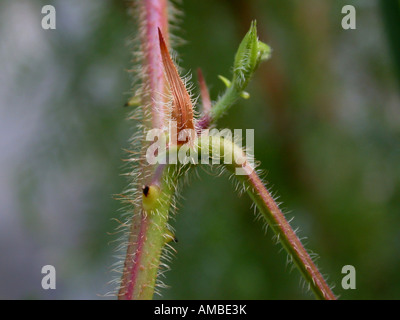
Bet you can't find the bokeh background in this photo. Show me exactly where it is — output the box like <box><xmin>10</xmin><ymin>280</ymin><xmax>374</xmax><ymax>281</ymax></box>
<box><xmin>1</xmin><ymin>0</ymin><xmax>399</xmax><ymax>299</ymax></box>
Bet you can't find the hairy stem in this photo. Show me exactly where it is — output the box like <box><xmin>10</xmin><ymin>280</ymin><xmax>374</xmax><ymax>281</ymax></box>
<box><xmin>118</xmin><ymin>163</ymin><xmax>177</xmax><ymax>300</ymax></box>
<box><xmin>238</xmin><ymin>166</ymin><xmax>336</xmax><ymax>300</ymax></box>
<box><xmin>118</xmin><ymin>0</ymin><xmax>171</xmax><ymax>300</ymax></box>
<box><xmin>198</xmin><ymin>21</ymin><xmax>270</xmax><ymax>128</ymax></box>
<box><xmin>209</xmin><ymin>85</ymin><xmax>240</xmax><ymax>126</ymax></box>
<box><xmin>199</xmin><ymin>135</ymin><xmax>336</xmax><ymax>300</ymax></box>
<box><xmin>139</xmin><ymin>0</ymin><xmax>169</xmax><ymax>128</ymax></box>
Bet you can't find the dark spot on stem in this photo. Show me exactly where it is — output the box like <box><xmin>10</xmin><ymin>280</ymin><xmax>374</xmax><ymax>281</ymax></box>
<box><xmin>143</xmin><ymin>185</ymin><xmax>150</xmax><ymax>197</ymax></box>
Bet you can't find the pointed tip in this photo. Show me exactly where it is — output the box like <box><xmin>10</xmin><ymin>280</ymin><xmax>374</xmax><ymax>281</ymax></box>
<box><xmin>158</xmin><ymin>27</ymin><xmax>169</xmax><ymax>59</ymax></box>
<box><xmin>245</xmin><ymin>20</ymin><xmax>257</xmax><ymax>40</ymax></box>
<box><xmin>158</xmin><ymin>27</ymin><xmax>166</xmax><ymax>48</ymax></box>
<box><xmin>250</xmin><ymin>20</ymin><xmax>257</xmax><ymax>36</ymax></box>
<box><xmin>157</xmin><ymin>26</ymin><xmax>195</xmax><ymax>132</ymax></box>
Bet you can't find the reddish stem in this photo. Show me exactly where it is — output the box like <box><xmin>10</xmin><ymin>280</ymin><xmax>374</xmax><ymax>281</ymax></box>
<box><xmin>122</xmin><ymin>213</ymin><xmax>147</xmax><ymax>300</ymax></box>
<box><xmin>118</xmin><ymin>0</ymin><xmax>170</xmax><ymax>300</ymax></box>
<box><xmin>197</xmin><ymin>68</ymin><xmax>212</xmax><ymax>116</ymax></box>
<box><xmin>140</xmin><ymin>0</ymin><xmax>169</xmax><ymax>128</ymax></box>
<box><xmin>242</xmin><ymin>164</ymin><xmax>336</xmax><ymax>300</ymax></box>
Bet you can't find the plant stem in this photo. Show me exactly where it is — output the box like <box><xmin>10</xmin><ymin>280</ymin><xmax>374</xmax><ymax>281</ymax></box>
<box><xmin>199</xmin><ymin>81</ymin><xmax>245</xmax><ymax>129</ymax></box>
<box><xmin>139</xmin><ymin>0</ymin><xmax>169</xmax><ymax>129</ymax></box>
<box><xmin>209</xmin><ymin>85</ymin><xmax>240</xmax><ymax>125</ymax></box>
<box><xmin>200</xmin><ymin>136</ymin><xmax>336</xmax><ymax>300</ymax></box>
<box><xmin>118</xmin><ymin>164</ymin><xmax>176</xmax><ymax>300</ymax></box>
<box><xmin>200</xmin><ymin>21</ymin><xmax>270</xmax><ymax>128</ymax></box>
<box><xmin>118</xmin><ymin>0</ymin><xmax>172</xmax><ymax>300</ymax></box>
<box><xmin>238</xmin><ymin>166</ymin><xmax>336</xmax><ymax>300</ymax></box>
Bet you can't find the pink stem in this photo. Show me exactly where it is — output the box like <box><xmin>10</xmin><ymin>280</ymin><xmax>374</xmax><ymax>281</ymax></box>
<box><xmin>124</xmin><ymin>213</ymin><xmax>147</xmax><ymax>300</ymax></box>
<box><xmin>141</xmin><ymin>0</ymin><xmax>169</xmax><ymax>128</ymax></box>
<box><xmin>118</xmin><ymin>0</ymin><xmax>170</xmax><ymax>300</ymax></box>
<box><xmin>197</xmin><ymin>68</ymin><xmax>212</xmax><ymax>116</ymax></box>
<box><xmin>242</xmin><ymin>164</ymin><xmax>336</xmax><ymax>300</ymax></box>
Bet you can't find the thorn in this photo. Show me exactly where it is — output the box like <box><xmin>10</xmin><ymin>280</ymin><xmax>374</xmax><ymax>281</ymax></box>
<box><xmin>158</xmin><ymin>28</ymin><xmax>194</xmax><ymax>133</ymax></box>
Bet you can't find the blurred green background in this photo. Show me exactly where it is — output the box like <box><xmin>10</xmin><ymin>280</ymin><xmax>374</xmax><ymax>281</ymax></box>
<box><xmin>0</xmin><ymin>0</ymin><xmax>399</xmax><ymax>299</ymax></box>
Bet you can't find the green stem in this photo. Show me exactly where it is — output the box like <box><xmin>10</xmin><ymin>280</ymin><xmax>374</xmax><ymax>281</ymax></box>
<box><xmin>118</xmin><ymin>0</ymin><xmax>172</xmax><ymax>300</ymax></box>
<box><xmin>210</xmin><ymin>85</ymin><xmax>241</xmax><ymax>125</ymax></box>
<box><xmin>201</xmin><ymin>21</ymin><xmax>271</xmax><ymax>128</ymax></box>
<box><xmin>118</xmin><ymin>165</ymin><xmax>176</xmax><ymax>300</ymax></box>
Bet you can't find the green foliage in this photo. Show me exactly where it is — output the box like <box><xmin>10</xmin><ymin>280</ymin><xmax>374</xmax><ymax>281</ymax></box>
<box><xmin>233</xmin><ymin>21</ymin><xmax>271</xmax><ymax>90</ymax></box>
<box><xmin>211</xmin><ymin>21</ymin><xmax>271</xmax><ymax>123</ymax></box>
